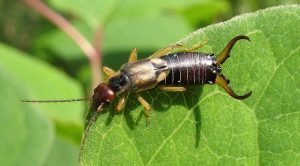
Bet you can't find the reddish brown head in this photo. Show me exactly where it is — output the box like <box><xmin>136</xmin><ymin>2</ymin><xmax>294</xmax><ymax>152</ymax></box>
<box><xmin>92</xmin><ymin>83</ymin><xmax>116</xmax><ymax>111</ymax></box>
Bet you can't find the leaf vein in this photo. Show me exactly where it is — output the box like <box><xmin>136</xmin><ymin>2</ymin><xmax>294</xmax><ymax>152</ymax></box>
<box><xmin>253</xmin><ymin>45</ymin><xmax>300</xmax><ymax>111</ymax></box>
<box><xmin>146</xmin><ymin>93</ymin><xmax>218</xmax><ymax>165</ymax></box>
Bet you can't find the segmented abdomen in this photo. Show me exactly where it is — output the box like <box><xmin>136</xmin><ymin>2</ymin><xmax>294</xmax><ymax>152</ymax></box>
<box><xmin>159</xmin><ymin>52</ymin><xmax>219</xmax><ymax>85</ymax></box>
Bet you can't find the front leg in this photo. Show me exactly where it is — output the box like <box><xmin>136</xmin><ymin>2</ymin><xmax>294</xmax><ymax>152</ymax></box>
<box><xmin>115</xmin><ymin>93</ymin><xmax>128</xmax><ymax>112</ymax></box>
<box><xmin>128</xmin><ymin>48</ymin><xmax>138</xmax><ymax>63</ymax></box>
<box><xmin>102</xmin><ymin>66</ymin><xmax>116</xmax><ymax>78</ymax></box>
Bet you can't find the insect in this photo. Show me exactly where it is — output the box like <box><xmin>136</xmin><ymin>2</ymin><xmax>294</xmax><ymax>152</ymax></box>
<box><xmin>22</xmin><ymin>35</ymin><xmax>252</xmax><ymax>158</ymax></box>
<box><xmin>92</xmin><ymin>35</ymin><xmax>251</xmax><ymax>115</ymax></box>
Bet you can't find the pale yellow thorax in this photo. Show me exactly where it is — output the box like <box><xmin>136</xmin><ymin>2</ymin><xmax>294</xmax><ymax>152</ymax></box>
<box><xmin>121</xmin><ymin>58</ymin><xmax>169</xmax><ymax>92</ymax></box>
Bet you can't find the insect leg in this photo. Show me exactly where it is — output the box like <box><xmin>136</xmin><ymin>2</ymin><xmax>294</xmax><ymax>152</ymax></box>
<box><xmin>136</xmin><ymin>93</ymin><xmax>151</xmax><ymax>123</ymax></box>
<box><xmin>128</xmin><ymin>48</ymin><xmax>138</xmax><ymax>63</ymax></box>
<box><xmin>217</xmin><ymin>35</ymin><xmax>250</xmax><ymax>65</ymax></box>
<box><xmin>115</xmin><ymin>93</ymin><xmax>128</xmax><ymax>112</ymax></box>
<box><xmin>150</xmin><ymin>44</ymin><xmax>185</xmax><ymax>58</ymax></box>
<box><xmin>158</xmin><ymin>85</ymin><xmax>186</xmax><ymax>92</ymax></box>
<box><xmin>182</xmin><ymin>39</ymin><xmax>208</xmax><ymax>52</ymax></box>
<box><xmin>102</xmin><ymin>66</ymin><xmax>116</xmax><ymax>77</ymax></box>
<box><xmin>215</xmin><ymin>74</ymin><xmax>252</xmax><ymax>100</ymax></box>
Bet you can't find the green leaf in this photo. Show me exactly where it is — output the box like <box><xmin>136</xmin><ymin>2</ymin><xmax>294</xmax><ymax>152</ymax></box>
<box><xmin>81</xmin><ymin>5</ymin><xmax>300</xmax><ymax>165</ymax></box>
<box><xmin>33</xmin><ymin>21</ymin><xmax>90</xmax><ymax>61</ymax></box>
<box><xmin>0</xmin><ymin>62</ymin><xmax>54</xmax><ymax>165</ymax></box>
<box><xmin>45</xmin><ymin>136</ymin><xmax>79</xmax><ymax>166</ymax></box>
<box><xmin>48</xmin><ymin>0</ymin><xmax>122</xmax><ymax>28</ymax></box>
<box><xmin>177</xmin><ymin>0</ymin><xmax>231</xmax><ymax>27</ymax></box>
<box><xmin>38</xmin><ymin>0</ymin><xmax>229</xmax><ymax>62</ymax></box>
<box><xmin>0</xmin><ymin>44</ymin><xmax>86</xmax><ymax>164</ymax></box>
<box><xmin>48</xmin><ymin>0</ymin><xmax>227</xmax><ymax>28</ymax></box>
<box><xmin>34</xmin><ymin>14</ymin><xmax>192</xmax><ymax>61</ymax></box>
<box><xmin>0</xmin><ymin>43</ymin><xmax>85</xmax><ymax>166</ymax></box>
<box><xmin>0</xmin><ymin>44</ymin><xmax>85</xmax><ymax>129</ymax></box>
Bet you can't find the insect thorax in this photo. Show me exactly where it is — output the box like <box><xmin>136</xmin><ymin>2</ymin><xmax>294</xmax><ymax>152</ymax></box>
<box><xmin>121</xmin><ymin>59</ymin><xmax>170</xmax><ymax>92</ymax></box>
<box><xmin>108</xmin><ymin>73</ymin><xmax>130</xmax><ymax>94</ymax></box>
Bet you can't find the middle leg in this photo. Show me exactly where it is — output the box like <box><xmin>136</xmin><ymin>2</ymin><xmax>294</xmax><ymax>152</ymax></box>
<box><xmin>136</xmin><ymin>93</ymin><xmax>152</xmax><ymax>124</ymax></box>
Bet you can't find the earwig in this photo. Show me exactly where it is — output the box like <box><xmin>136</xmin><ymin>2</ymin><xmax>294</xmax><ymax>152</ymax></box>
<box><xmin>22</xmin><ymin>35</ymin><xmax>252</xmax><ymax>159</ymax></box>
<box><xmin>95</xmin><ymin>35</ymin><xmax>251</xmax><ymax>116</ymax></box>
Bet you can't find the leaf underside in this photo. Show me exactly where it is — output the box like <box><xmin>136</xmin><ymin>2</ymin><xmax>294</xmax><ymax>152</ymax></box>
<box><xmin>81</xmin><ymin>5</ymin><xmax>300</xmax><ymax>165</ymax></box>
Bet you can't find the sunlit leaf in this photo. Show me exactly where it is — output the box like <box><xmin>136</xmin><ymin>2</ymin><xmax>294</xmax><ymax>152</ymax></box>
<box><xmin>45</xmin><ymin>136</ymin><xmax>79</xmax><ymax>166</ymax></box>
<box><xmin>38</xmin><ymin>0</ymin><xmax>229</xmax><ymax>62</ymax></box>
<box><xmin>0</xmin><ymin>44</ymin><xmax>84</xmax><ymax>128</ymax></box>
<box><xmin>81</xmin><ymin>5</ymin><xmax>300</xmax><ymax>165</ymax></box>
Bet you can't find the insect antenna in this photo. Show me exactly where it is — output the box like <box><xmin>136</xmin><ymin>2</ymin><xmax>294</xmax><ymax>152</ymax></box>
<box><xmin>21</xmin><ymin>97</ymin><xmax>91</xmax><ymax>103</ymax></box>
<box><xmin>79</xmin><ymin>104</ymin><xmax>104</xmax><ymax>162</ymax></box>
<box><xmin>21</xmin><ymin>96</ymin><xmax>103</xmax><ymax>161</ymax></box>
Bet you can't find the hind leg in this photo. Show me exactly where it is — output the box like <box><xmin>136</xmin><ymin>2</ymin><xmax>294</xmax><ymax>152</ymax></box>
<box><xmin>182</xmin><ymin>39</ymin><xmax>207</xmax><ymax>52</ymax></box>
<box><xmin>158</xmin><ymin>85</ymin><xmax>186</xmax><ymax>92</ymax></box>
<box><xmin>150</xmin><ymin>44</ymin><xmax>185</xmax><ymax>58</ymax></box>
<box><xmin>150</xmin><ymin>40</ymin><xmax>207</xmax><ymax>58</ymax></box>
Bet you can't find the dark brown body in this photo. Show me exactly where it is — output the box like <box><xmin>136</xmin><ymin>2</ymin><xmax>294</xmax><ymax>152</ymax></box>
<box><xmin>159</xmin><ymin>52</ymin><xmax>220</xmax><ymax>85</ymax></box>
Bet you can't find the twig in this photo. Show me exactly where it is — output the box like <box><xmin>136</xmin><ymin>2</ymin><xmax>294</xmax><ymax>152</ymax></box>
<box><xmin>23</xmin><ymin>0</ymin><xmax>101</xmax><ymax>87</ymax></box>
<box><xmin>92</xmin><ymin>24</ymin><xmax>104</xmax><ymax>85</ymax></box>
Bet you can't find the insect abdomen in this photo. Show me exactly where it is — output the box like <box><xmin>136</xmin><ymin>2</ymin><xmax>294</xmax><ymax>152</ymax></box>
<box><xmin>159</xmin><ymin>52</ymin><xmax>220</xmax><ymax>85</ymax></box>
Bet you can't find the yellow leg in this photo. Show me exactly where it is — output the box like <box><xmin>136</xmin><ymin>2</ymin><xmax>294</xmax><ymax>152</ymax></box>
<box><xmin>136</xmin><ymin>93</ymin><xmax>151</xmax><ymax>124</ymax></box>
<box><xmin>150</xmin><ymin>44</ymin><xmax>184</xmax><ymax>58</ymax></box>
<box><xmin>115</xmin><ymin>93</ymin><xmax>127</xmax><ymax>112</ymax></box>
<box><xmin>128</xmin><ymin>48</ymin><xmax>138</xmax><ymax>63</ymax></box>
<box><xmin>183</xmin><ymin>39</ymin><xmax>208</xmax><ymax>52</ymax></box>
<box><xmin>150</xmin><ymin>40</ymin><xmax>207</xmax><ymax>59</ymax></box>
<box><xmin>102</xmin><ymin>66</ymin><xmax>116</xmax><ymax>77</ymax></box>
<box><xmin>158</xmin><ymin>85</ymin><xmax>186</xmax><ymax>92</ymax></box>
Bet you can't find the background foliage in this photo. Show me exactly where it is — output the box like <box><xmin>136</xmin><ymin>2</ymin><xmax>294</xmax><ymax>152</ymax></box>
<box><xmin>0</xmin><ymin>0</ymin><xmax>299</xmax><ymax>166</ymax></box>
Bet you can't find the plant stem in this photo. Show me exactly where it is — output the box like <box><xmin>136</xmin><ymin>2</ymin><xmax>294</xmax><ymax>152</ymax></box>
<box><xmin>23</xmin><ymin>0</ymin><xmax>102</xmax><ymax>88</ymax></box>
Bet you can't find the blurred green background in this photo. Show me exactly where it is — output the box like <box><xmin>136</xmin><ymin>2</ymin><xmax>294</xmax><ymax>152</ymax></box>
<box><xmin>0</xmin><ymin>0</ymin><xmax>299</xmax><ymax>165</ymax></box>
